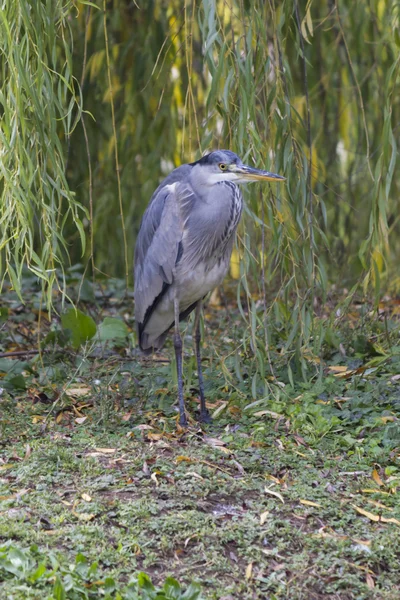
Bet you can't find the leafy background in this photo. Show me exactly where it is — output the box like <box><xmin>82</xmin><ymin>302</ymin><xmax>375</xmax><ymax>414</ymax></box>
<box><xmin>1</xmin><ymin>0</ymin><xmax>399</xmax><ymax>323</ymax></box>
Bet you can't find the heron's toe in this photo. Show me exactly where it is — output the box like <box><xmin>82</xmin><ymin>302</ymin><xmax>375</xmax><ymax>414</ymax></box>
<box><xmin>199</xmin><ymin>409</ymin><xmax>212</xmax><ymax>424</ymax></box>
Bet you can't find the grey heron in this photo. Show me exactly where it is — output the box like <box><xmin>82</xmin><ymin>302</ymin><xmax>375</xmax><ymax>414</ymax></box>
<box><xmin>134</xmin><ymin>150</ymin><xmax>284</xmax><ymax>427</ymax></box>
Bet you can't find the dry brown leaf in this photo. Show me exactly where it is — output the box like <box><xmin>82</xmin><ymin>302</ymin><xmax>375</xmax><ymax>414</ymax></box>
<box><xmin>361</xmin><ymin>488</ymin><xmax>390</xmax><ymax>495</ymax></box>
<box><xmin>264</xmin><ymin>486</ymin><xmax>284</xmax><ymax>503</ymax></box>
<box><xmin>260</xmin><ymin>511</ymin><xmax>269</xmax><ymax>525</ymax></box>
<box><xmin>352</xmin><ymin>504</ymin><xmax>380</xmax><ymax>522</ymax></box>
<box><xmin>245</xmin><ymin>562</ymin><xmax>253</xmax><ymax>580</ymax></box>
<box><xmin>151</xmin><ymin>472</ymin><xmax>159</xmax><ymax>486</ymax></box>
<box><xmin>372</xmin><ymin>469</ymin><xmax>383</xmax><ymax>487</ymax></box>
<box><xmin>367</xmin><ymin>499</ymin><xmax>393</xmax><ymax>511</ymax></box>
<box><xmin>231</xmin><ymin>459</ymin><xmax>245</xmax><ymax>474</ymax></box>
<box><xmin>300</xmin><ymin>499</ymin><xmax>322</xmax><ymax>508</ymax></box>
<box><xmin>0</xmin><ymin>464</ymin><xmax>16</xmax><ymax>471</ymax></box>
<box><xmin>32</xmin><ymin>415</ymin><xmax>46</xmax><ymax>423</ymax></box>
<box><xmin>81</xmin><ymin>493</ymin><xmax>92</xmax><ymax>502</ymax></box>
<box><xmin>95</xmin><ymin>448</ymin><xmax>116</xmax><ymax>454</ymax></box>
<box><xmin>65</xmin><ymin>386</ymin><xmax>91</xmax><ymax>397</ymax></box>
<box><xmin>204</xmin><ymin>436</ymin><xmax>227</xmax><ymax>447</ymax></box>
<box><xmin>147</xmin><ymin>433</ymin><xmax>164</xmax><ymax>441</ymax></box>
<box><xmin>266</xmin><ymin>474</ymin><xmax>281</xmax><ymax>484</ymax></box>
<box><xmin>253</xmin><ymin>410</ymin><xmax>281</xmax><ymax>419</ymax></box>
<box><xmin>72</xmin><ymin>511</ymin><xmax>95</xmax><ymax>521</ymax></box>
<box><xmin>182</xmin><ymin>472</ymin><xmax>204</xmax><ymax>480</ymax></box>
<box><xmin>184</xmin><ymin>534</ymin><xmax>199</xmax><ymax>547</ymax></box>
<box><xmin>380</xmin><ymin>516</ymin><xmax>400</xmax><ymax>526</ymax></box>
<box><xmin>381</xmin><ymin>416</ymin><xmax>396</xmax><ymax>423</ymax></box>
<box><xmin>75</xmin><ymin>417</ymin><xmax>87</xmax><ymax>425</ymax></box>
<box><xmin>176</xmin><ymin>456</ymin><xmax>193</xmax><ymax>463</ymax></box>
<box><xmin>211</xmin><ymin>401</ymin><xmax>228</xmax><ymax>418</ymax></box>
<box><xmin>366</xmin><ymin>573</ymin><xmax>375</xmax><ymax>589</ymax></box>
<box><xmin>352</xmin><ymin>538</ymin><xmax>371</xmax><ymax>546</ymax></box>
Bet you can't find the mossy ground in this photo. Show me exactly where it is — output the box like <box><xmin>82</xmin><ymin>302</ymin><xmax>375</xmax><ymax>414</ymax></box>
<box><xmin>1</xmin><ymin>279</ymin><xmax>400</xmax><ymax>599</ymax></box>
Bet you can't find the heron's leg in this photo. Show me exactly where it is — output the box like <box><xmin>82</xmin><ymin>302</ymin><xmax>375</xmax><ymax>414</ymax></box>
<box><xmin>193</xmin><ymin>301</ymin><xmax>212</xmax><ymax>423</ymax></box>
<box><xmin>174</xmin><ymin>296</ymin><xmax>187</xmax><ymax>427</ymax></box>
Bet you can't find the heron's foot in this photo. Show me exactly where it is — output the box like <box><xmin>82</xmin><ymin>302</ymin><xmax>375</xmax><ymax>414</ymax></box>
<box><xmin>179</xmin><ymin>412</ymin><xmax>188</xmax><ymax>428</ymax></box>
<box><xmin>199</xmin><ymin>408</ymin><xmax>212</xmax><ymax>424</ymax></box>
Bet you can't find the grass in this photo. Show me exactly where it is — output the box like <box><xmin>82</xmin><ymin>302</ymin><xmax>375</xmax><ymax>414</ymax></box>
<box><xmin>1</xmin><ymin>274</ymin><xmax>400</xmax><ymax>599</ymax></box>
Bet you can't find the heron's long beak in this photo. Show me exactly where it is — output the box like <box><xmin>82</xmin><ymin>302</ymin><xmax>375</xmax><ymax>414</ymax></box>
<box><xmin>231</xmin><ymin>164</ymin><xmax>285</xmax><ymax>182</ymax></box>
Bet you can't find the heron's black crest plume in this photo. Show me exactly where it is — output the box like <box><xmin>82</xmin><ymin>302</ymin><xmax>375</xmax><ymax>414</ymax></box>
<box><xmin>190</xmin><ymin>149</ymin><xmax>240</xmax><ymax>167</ymax></box>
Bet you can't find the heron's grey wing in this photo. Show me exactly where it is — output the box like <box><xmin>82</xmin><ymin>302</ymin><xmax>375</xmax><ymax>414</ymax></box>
<box><xmin>134</xmin><ymin>183</ymin><xmax>184</xmax><ymax>347</ymax></box>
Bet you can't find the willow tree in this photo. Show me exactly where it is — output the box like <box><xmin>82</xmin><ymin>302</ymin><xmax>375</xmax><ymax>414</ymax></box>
<box><xmin>0</xmin><ymin>0</ymin><xmax>399</xmax><ymax>370</ymax></box>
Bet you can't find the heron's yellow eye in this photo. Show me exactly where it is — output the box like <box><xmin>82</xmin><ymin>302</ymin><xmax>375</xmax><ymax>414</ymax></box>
<box><xmin>219</xmin><ymin>163</ymin><xmax>227</xmax><ymax>171</ymax></box>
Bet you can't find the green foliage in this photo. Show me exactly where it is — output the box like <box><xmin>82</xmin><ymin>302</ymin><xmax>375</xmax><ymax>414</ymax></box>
<box><xmin>1</xmin><ymin>0</ymin><xmax>400</xmax><ymax>367</ymax></box>
<box><xmin>61</xmin><ymin>308</ymin><xmax>97</xmax><ymax>350</ymax></box>
<box><xmin>98</xmin><ymin>317</ymin><xmax>129</xmax><ymax>346</ymax></box>
<box><xmin>0</xmin><ymin>0</ymin><xmax>87</xmax><ymax>305</ymax></box>
<box><xmin>0</xmin><ymin>544</ymin><xmax>202</xmax><ymax>600</ymax></box>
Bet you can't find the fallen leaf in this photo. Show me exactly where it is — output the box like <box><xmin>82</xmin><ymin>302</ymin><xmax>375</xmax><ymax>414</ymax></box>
<box><xmin>95</xmin><ymin>448</ymin><xmax>116</xmax><ymax>454</ymax></box>
<box><xmin>361</xmin><ymin>488</ymin><xmax>390</xmax><ymax>495</ymax></box>
<box><xmin>0</xmin><ymin>464</ymin><xmax>16</xmax><ymax>471</ymax></box>
<box><xmin>75</xmin><ymin>417</ymin><xmax>87</xmax><ymax>425</ymax></box>
<box><xmin>151</xmin><ymin>472</ymin><xmax>159</xmax><ymax>486</ymax></box>
<box><xmin>72</xmin><ymin>511</ymin><xmax>95</xmax><ymax>521</ymax></box>
<box><xmin>253</xmin><ymin>410</ymin><xmax>281</xmax><ymax>419</ymax></box>
<box><xmin>204</xmin><ymin>436</ymin><xmax>227</xmax><ymax>447</ymax></box>
<box><xmin>65</xmin><ymin>386</ymin><xmax>91</xmax><ymax>397</ymax></box>
<box><xmin>328</xmin><ymin>365</ymin><xmax>350</xmax><ymax>373</ymax></box>
<box><xmin>176</xmin><ymin>456</ymin><xmax>193</xmax><ymax>463</ymax></box>
<box><xmin>352</xmin><ymin>504</ymin><xmax>380</xmax><ymax>522</ymax></box>
<box><xmin>32</xmin><ymin>415</ymin><xmax>45</xmax><ymax>423</ymax></box>
<box><xmin>265</xmin><ymin>474</ymin><xmax>281</xmax><ymax>484</ymax></box>
<box><xmin>245</xmin><ymin>562</ymin><xmax>253</xmax><ymax>580</ymax></box>
<box><xmin>352</xmin><ymin>538</ymin><xmax>371</xmax><ymax>546</ymax></box>
<box><xmin>381</xmin><ymin>416</ymin><xmax>396</xmax><ymax>423</ymax></box>
<box><xmin>264</xmin><ymin>486</ymin><xmax>284</xmax><ymax>503</ymax></box>
<box><xmin>299</xmin><ymin>499</ymin><xmax>322</xmax><ymax>508</ymax></box>
<box><xmin>184</xmin><ymin>534</ymin><xmax>199</xmax><ymax>547</ymax></box>
<box><xmin>366</xmin><ymin>573</ymin><xmax>375</xmax><ymax>589</ymax></box>
<box><xmin>380</xmin><ymin>516</ymin><xmax>400</xmax><ymax>526</ymax></box>
<box><xmin>231</xmin><ymin>459</ymin><xmax>245</xmax><ymax>474</ymax></box>
<box><xmin>260</xmin><ymin>511</ymin><xmax>269</xmax><ymax>525</ymax></box>
<box><xmin>212</xmin><ymin>401</ymin><xmax>228</xmax><ymax>418</ymax></box>
<box><xmin>81</xmin><ymin>493</ymin><xmax>92</xmax><ymax>502</ymax></box>
<box><xmin>372</xmin><ymin>469</ymin><xmax>383</xmax><ymax>487</ymax></box>
<box><xmin>147</xmin><ymin>433</ymin><xmax>164</xmax><ymax>441</ymax></box>
<box><xmin>182</xmin><ymin>472</ymin><xmax>204</xmax><ymax>480</ymax></box>
<box><xmin>367</xmin><ymin>499</ymin><xmax>393</xmax><ymax>511</ymax></box>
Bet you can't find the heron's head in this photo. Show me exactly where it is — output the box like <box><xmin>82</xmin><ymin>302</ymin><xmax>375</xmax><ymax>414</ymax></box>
<box><xmin>190</xmin><ymin>150</ymin><xmax>285</xmax><ymax>186</ymax></box>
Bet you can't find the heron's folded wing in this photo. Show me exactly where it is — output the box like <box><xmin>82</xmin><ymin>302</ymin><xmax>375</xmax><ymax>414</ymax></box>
<box><xmin>134</xmin><ymin>183</ymin><xmax>184</xmax><ymax>332</ymax></box>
